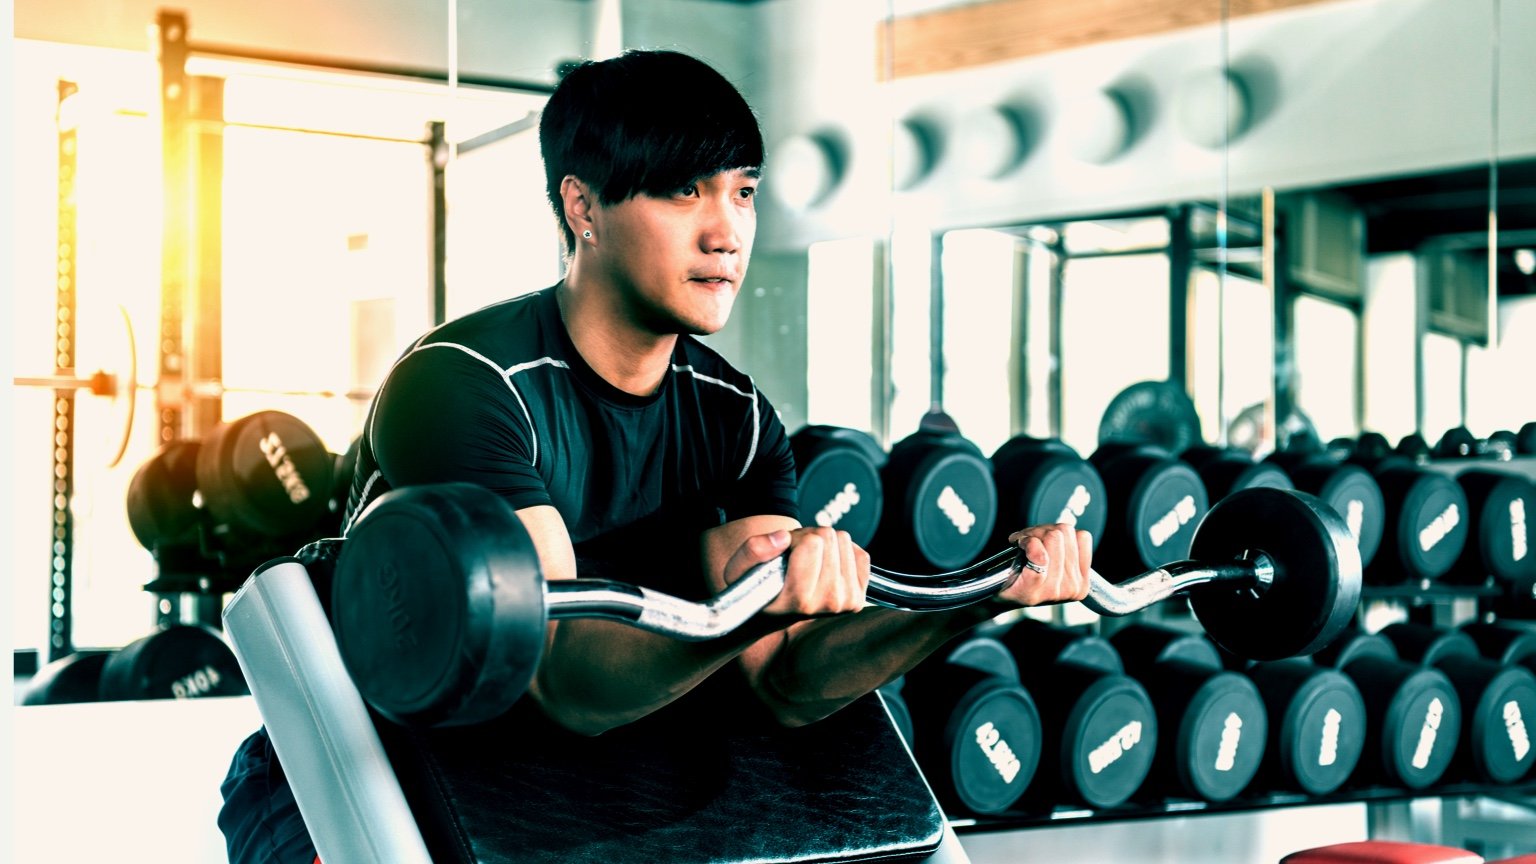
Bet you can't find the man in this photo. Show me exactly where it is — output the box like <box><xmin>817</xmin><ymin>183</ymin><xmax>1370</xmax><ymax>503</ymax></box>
<box><xmin>221</xmin><ymin>49</ymin><xmax>1090</xmax><ymax>863</ymax></box>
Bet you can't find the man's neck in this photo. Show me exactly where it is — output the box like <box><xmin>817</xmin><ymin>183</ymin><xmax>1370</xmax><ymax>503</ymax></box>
<box><xmin>557</xmin><ymin>267</ymin><xmax>678</xmax><ymax>398</ymax></box>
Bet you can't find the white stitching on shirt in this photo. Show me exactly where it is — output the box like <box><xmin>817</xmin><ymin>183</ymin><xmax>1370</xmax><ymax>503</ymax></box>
<box><xmin>673</xmin><ymin>364</ymin><xmax>760</xmax><ymax>481</ymax></box>
<box><xmin>342</xmin><ymin>469</ymin><xmax>384</xmax><ymax>536</ymax></box>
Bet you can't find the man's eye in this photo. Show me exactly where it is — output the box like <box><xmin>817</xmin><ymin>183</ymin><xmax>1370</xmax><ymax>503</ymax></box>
<box><xmin>676</xmin><ymin>184</ymin><xmax>699</xmax><ymax>197</ymax></box>
<box><xmin>738</xmin><ymin>186</ymin><xmax>757</xmax><ymax>200</ymax></box>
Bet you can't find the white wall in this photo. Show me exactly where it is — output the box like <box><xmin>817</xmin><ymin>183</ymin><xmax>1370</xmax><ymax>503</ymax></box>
<box><xmin>12</xmin><ymin>697</ymin><xmax>263</xmax><ymax>864</ymax></box>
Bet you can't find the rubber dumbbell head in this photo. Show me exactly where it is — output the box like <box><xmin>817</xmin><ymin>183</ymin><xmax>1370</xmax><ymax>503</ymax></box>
<box><xmin>1091</xmin><ymin>444</ymin><xmax>1209</xmax><ymax>575</ymax></box>
<box><xmin>1441</xmin><ymin>470</ymin><xmax>1536</xmax><ymax>586</ymax></box>
<box><xmin>874</xmin><ymin>429</ymin><xmax>997</xmax><ymax>571</ymax></box>
<box><xmin>1367</xmin><ymin>465</ymin><xmax>1470</xmax><ymax>584</ymax></box>
<box><xmin>789</xmin><ymin>425</ymin><xmax>886</xmax><ymax>547</ymax></box>
<box><xmin>991</xmin><ymin>436</ymin><xmax>1107</xmax><ymax>552</ymax></box>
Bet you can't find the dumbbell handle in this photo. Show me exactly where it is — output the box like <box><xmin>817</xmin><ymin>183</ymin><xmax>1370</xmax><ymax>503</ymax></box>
<box><xmin>543</xmin><ymin>548</ymin><xmax>1277</xmax><ymax>639</ymax></box>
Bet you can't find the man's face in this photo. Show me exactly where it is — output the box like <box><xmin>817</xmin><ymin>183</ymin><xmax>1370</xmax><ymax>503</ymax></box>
<box><xmin>592</xmin><ymin>168</ymin><xmax>758</xmax><ymax>336</ymax></box>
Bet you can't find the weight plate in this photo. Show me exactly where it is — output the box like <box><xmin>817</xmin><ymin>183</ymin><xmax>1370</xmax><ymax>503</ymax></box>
<box><xmin>22</xmin><ymin>650</ymin><xmax>112</xmax><ymax>705</ymax></box>
<box><xmin>1372</xmin><ymin>467</ymin><xmax>1470</xmax><ymax>583</ymax></box>
<box><xmin>98</xmin><ymin>625</ymin><xmax>247</xmax><ymax>701</ymax></box>
<box><xmin>1063</xmin><ymin>675</ymin><xmax>1158</xmax><ymax>809</ymax></box>
<box><xmin>1176</xmin><ymin>672</ymin><xmax>1267</xmax><ymax>802</ymax></box>
<box><xmin>1188</xmin><ymin>489</ymin><xmax>1362</xmax><ymax>661</ymax></box>
<box><xmin>948</xmin><ymin>681</ymin><xmax>1042</xmax><ymax>814</ymax></box>
<box><xmin>196</xmin><ymin>411</ymin><xmax>335</xmax><ymax>539</ymax></box>
<box><xmin>1098</xmin><ymin>381</ymin><xmax>1202</xmax><ymax>455</ymax></box>
<box><xmin>334</xmin><ymin>483</ymin><xmax>546</xmax><ymax>728</ymax></box>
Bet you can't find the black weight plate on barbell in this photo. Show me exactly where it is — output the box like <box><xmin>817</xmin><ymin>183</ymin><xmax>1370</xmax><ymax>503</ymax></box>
<box><xmin>98</xmin><ymin>625</ymin><xmax>248</xmax><ymax>702</ymax></box>
<box><xmin>1286</xmin><ymin>461</ymin><xmax>1386</xmax><ymax>570</ymax></box>
<box><xmin>790</xmin><ymin>426</ymin><xmax>885</xmax><ymax>547</ymax></box>
<box><xmin>1370</xmin><ymin>466</ymin><xmax>1470</xmax><ymax>583</ymax></box>
<box><xmin>1445</xmin><ymin>470</ymin><xmax>1536</xmax><ymax>585</ymax></box>
<box><xmin>1435</xmin><ymin>655</ymin><xmax>1536</xmax><ymax>784</ymax></box>
<box><xmin>1187</xmin><ymin>489</ymin><xmax>1362</xmax><ymax>662</ymax></box>
<box><xmin>125</xmin><ymin>439</ymin><xmax>202</xmax><ymax>551</ymax></box>
<box><xmin>333</xmin><ymin>483</ymin><xmax>546</xmax><ymax>728</ymax></box>
<box><xmin>1248</xmin><ymin>661</ymin><xmax>1366</xmax><ymax>796</ymax></box>
<box><xmin>196</xmin><ymin>411</ymin><xmax>335</xmax><ymax>539</ymax></box>
<box><xmin>22</xmin><ymin>650</ymin><xmax>113</xmax><ymax>705</ymax></box>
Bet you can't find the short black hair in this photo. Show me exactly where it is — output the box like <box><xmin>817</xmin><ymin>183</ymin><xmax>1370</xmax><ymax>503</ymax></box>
<box><xmin>539</xmin><ymin>50</ymin><xmax>764</xmax><ymax>253</ymax></box>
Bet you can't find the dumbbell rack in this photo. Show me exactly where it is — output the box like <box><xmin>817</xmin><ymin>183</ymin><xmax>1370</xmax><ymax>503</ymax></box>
<box><xmin>944</xmin><ymin>457</ymin><xmax>1536</xmax><ymax>861</ymax></box>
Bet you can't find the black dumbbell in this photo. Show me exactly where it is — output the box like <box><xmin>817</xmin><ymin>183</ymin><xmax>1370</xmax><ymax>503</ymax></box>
<box><xmin>990</xmin><ymin>436</ymin><xmax>1107</xmax><ymax>551</ymax></box>
<box><xmin>125</xmin><ymin>439</ymin><xmax>203</xmax><ymax>553</ymax></box>
<box><xmin>1434</xmin><ymin>427</ymin><xmax>1482</xmax><ymax>460</ymax></box>
<box><xmin>873</xmin><ymin>428</ymin><xmax>997</xmax><ymax>571</ymax></box>
<box><xmin>1378</xmin><ymin>623</ymin><xmax>1536</xmax><ymax>784</ymax></box>
<box><xmin>1241</xmin><ymin>657</ymin><xmax>1368</xmax><ymax>796</ymax></box>
<box><xmin>1310</xmin><ymin>631</ymin><xmax>1462</xmax><ymax>790</ymax></box>
<box><xmin>21</xmin><ymin>650</ymin><xmax>115</xmax><ymax>705</ymax></box>
<box><xmin>1108</xmin><ymin>624</ymin><xmax>1268</xmax><ymax>802</ymax></box>
<box><xmin>1264</xmin><ymin>454</ymin><xmax>1386</xmax><ymax>569</ymax></box>
<box><xmin>901</xmin><ymin>637</ymin><xmax>1042</xmax><ymax>815</ymax></box>
<box><xmin>789</xmin><ymin>425</ymin><xmax>886</xmax><ymax>547</ymax></box>
<box><xmin>998</xmin><ymin>621</ymin><xmax>1158</xmax><ymax>810</ymax></box>
<box><xmin>1397</xmin><ymin>434</ymin><xmax>1432</xmax><ymax>465</ymax></box>
<box><xmin>1485</xmin><ymin>431</ymin><xmax>1518</xmax><ymax>462</ymax></box>
<box><xmin>330</xmin><ymin>483</ymin><xmax>1363</xmax><ymax>728</ymax></box>
<box><xmin>1366</xmin><ymin>463</ymin><xmax>1470</xmax><ymax>585</ymax></box>
<box><xmin>196</xmin><ymin>410</ymin><xmax>336</xmax><ymax>542</ymax></box>
<box><xmin>1517</xmin><ymin>422</ymin><xmax>1536</xmax><ymax>456</ymax></box>
<box><xmin>1179</xmin><ymin>446</ymin><xmax>1294</xmax><ymax>503</ymax></box>
<box><xmin>97</xmin><ymin>625</ymin><xmax>249</xmax><ymax>702</ymax></box>
<box><xmin>1440</xmin><ymin>470</ymin><xmax>1536</xmax><ymax>586</ymax></box>
<box><xmin>1460</xmin><ymin>621</ymin><xmax>1536</xmax><ymax>675</ymax></box>
<box><xmin>1089</xmin><ymin>443</ymin><xmax>1209</xmax><ymax>576</ymax></box>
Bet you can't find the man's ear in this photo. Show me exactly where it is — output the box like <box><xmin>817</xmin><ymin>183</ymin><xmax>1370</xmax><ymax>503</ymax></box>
<box><xmin>560</xmin><ymin>176</ymin><xmax>595</xmax><ymax>240</ymax></box>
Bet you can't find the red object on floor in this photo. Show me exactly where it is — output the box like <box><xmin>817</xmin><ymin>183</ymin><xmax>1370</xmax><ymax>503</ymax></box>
<box><xmin>1281</xmin><ymin>841</ymin><xmax>1483</xmax><ymax>864</ymax></box>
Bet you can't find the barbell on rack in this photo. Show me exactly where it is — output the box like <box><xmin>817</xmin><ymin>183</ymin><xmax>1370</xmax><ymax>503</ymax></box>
<box><xmin>322</xmin><ymin>482</ymin><xmax>1362</xmax><ymax>729</ymax></box>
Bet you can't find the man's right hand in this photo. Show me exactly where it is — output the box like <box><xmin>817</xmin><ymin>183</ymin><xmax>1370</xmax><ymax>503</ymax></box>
<box><xmin>721</xmin><ymin>527</ymin><xmax>871</xmax><ymax>620</ymax></box>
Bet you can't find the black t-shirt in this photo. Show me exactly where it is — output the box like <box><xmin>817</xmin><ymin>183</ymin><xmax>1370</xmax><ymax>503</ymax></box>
<box><xmin>346</xmin><ymin>284</ymin><xmax>801</xmax><ymax>600</ymax></box>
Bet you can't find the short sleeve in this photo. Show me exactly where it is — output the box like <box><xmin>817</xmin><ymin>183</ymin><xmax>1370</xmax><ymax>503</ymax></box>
<box><xmin>369</xmin><ymin>344</ymin><xmax>554</xmax><ymax>513</ymax></box>
<box><xmin>720</xmin><ymin>386</ymin><xmax>801</xmax><ymax>524</ymax></box>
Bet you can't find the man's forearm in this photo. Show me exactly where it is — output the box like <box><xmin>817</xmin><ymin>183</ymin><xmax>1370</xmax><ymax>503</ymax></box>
<box><xmin>532</xmin><ymin>613</ymin><xmax>787</xmax><ymax>735</ymax></box>
<box><xmin>756</xmin><ymin>601</ymin><xmax>1005</xmax><ymax>727</ymax></box>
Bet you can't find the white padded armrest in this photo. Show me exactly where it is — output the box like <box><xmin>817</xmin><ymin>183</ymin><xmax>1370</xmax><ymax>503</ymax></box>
<box><xmin>224</xmin><ymin>559</ymin><xmax>431</xmax><ymax>864</ymax></box>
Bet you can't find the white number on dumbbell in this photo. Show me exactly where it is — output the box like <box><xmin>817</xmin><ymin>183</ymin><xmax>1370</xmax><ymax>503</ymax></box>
<box><xmin>259</xmin><ymin>431</ymin><xmax>313</xmax><ymax>505</ymax></box>
<box><xmin>1506</xmin><ymin>700</ymin><xmax>1531</xmax><ymax>762</ymax></box>
<box><xmin>1410</xmin><ymin>697</ymin><xmax>1444</xmax><ymax>771</ymax></box>
<box><xmin>975</xmin><ymin>721</ymin><xmax>1023</xmax><ymax>784</ymax></box>
<box><xmin>937</xmin><ymin>485</ymin><xmax>977</xmax><ymax>535</ymax></box>
<box><xmin>1148</xmin><ymin>495</ymin><xmax>1197</xmax><ymax>548</ymax></box>
<box><xmin>1512</xmin><ymin>498</ymin><xmax>1528</xmax><ymax>563</ymax></box>
<box><xmin>1214</xmin><ymin>713</ymin><xmax>1243</xmax><ymax>772</ymax></box>
<box><xmin>1056</xmin><ymin>484</ymin><xmax>1092</xmax><ymax>526</ymax></box>
<box><xmin>1318</xmin><ymin>708</ymin><xmax>1342</xmax><ymax>766</ymax></box>
<box><xmin>1345</xmin><ymin>500</ymin><xmax>1365</xmax><ymax>542</ymax></box>
<box><xmin>814</xmin><ymin>483</ymin><xmax>861</xmax><ymax>528</ymax></box>
<box><xmin>1417</xmin><ymin>503</ymin><xmax>1460</xmax><ymax>554</ymax></box>
<box><xmin>1088</xmin><ymin>720</ymin><xmax>1143</xmax><ymax>774</ymax></box>
<box><xmin>171</xmin><ymin>665</ymin><xmax>222</xmax><ymax>699</ymax></box>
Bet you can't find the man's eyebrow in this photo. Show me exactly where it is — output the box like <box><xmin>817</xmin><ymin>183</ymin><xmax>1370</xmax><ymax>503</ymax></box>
<box><xmin>738</xmin><ymin>167</ymin><xmax>762</xmax><ymax>180</ymax></box>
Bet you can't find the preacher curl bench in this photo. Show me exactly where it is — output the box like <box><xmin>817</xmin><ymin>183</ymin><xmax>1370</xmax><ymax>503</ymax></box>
<box><xmin>224</xmin><ymin>482</ymin><xmax>1363</xmax><ymax>863</ymax></box>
